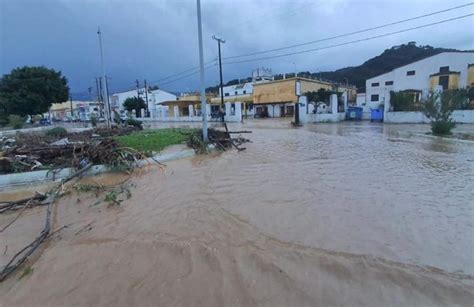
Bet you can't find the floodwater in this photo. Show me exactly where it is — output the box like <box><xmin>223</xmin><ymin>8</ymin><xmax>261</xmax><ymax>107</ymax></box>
<box><xmin>1</xmin><ymin>120</ymin><xmax>473</xmax><ymax>306</ymax></box>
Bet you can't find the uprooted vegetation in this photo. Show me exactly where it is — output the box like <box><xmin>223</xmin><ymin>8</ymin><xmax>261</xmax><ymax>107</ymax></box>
<box><xmin>0</xmin><ymin>124</ymin><xmax>251</xmax><ymax>174</ymax></box>
<box><xmin>0</xmin><ymin>126</ymin><xmax>144</xmax><ymax>174</ymax></box>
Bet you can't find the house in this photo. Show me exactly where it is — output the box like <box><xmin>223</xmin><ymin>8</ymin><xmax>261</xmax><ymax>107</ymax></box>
<box><xmin>361</xmin><ymin>52</ymin><xmax>474</xmax><ymax>112</ymax></box>
<box><xmin>211</xmin><ymin>68</ymin><xmax>274</xmax><ymax>117</ymax></box>
<box><xmin>252</xmin><ymin>77</ymin><xmax>356</xmax><ymax>117</ymax></box>
<box><xmin>49</xmin><ymin>101</ymin><xmax>100</xmax><ymax>121</ymax></box>
<box><xmin>110</xmin><ymin>88</ymin><xmax>176</xmax><ymax>117</ymax></box>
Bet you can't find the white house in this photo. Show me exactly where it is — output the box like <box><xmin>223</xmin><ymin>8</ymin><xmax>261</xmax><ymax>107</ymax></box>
<box><xmin>215</xmin><ymin>68</ymin><xmax>274</xmax><ymax>117</ymax></box>
<box><xmin>361</xmin><ymin>52</ymin><xmax>474</xmax><ymax>112</ymax></box>
<box><xmin>110</xmin><ymin>88</ymin><xmax>176</xmax><ymax>117</ymax></box>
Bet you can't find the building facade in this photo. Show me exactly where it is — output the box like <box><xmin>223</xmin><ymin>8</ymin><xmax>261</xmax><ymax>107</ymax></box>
<box><xmin>362</xmin><ymin>52</ymin><xmax>474</xmax><ymax>111</ymax></box>
<box><xmin>252</xmin><ymin>77</ymin><xmax>356</xmax><ymax>118</ymax></box>
<box><xmin>49</xmin><ymin>101</ymin><xmax>100</xmax><ymax>121</ymax></box>
<box><xmin>110</xmin><ymin>88</ymin><xmax>176</xmax><ymax>117</ymax></box>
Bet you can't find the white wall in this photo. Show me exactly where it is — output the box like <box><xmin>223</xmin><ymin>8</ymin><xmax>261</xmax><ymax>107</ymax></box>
<box><xmin>111</xmin><ymin>89</ymin><xmax>176</xmax><ymax>115</ymax></box>
<box><xmin>385</xmin><ymin>110</ymin><xmax>474</xmax><ymax>124</ymax></box>
<box><xmin>220</xmin><ymin>82</ymin><xmax>253</xmax><ymax>97</ymax></box>
<box><xmin>364</xmin><ymin>52</ymin><xmax>474</xmax><ymax>111</ymax></box>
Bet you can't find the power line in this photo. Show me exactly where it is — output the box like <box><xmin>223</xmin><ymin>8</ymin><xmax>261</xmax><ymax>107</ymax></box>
<box><xmin>222</xmin><ymin>14</ymin><xmax>474</xmax><ymax>65</ymax></box>
<box><xmin>158</xmin><ymin>64</ymin><xmax>216</xmax><ymax>87</ymax></box>
<box><xmin>148</xmin><ymin>59</ymin><xmax>216</xmax><ymax>84</ymax></box>
<box><xmin>223</xmin><ymin>3</ymin><xmax>474</xmax><ymax>60</ymax></box>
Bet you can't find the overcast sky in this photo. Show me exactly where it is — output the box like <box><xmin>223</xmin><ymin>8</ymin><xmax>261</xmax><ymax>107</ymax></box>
<box><xmin>1</xmin><ymin>0</ymin><xmax>473</xmax><ymax>96</ymax></box>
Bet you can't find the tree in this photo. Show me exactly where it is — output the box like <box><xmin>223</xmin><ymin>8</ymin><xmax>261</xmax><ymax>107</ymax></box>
<box><xmin>123</xmin><ymin>96</ymin><xmax>146</xmax><ymax>117</ymax></box>
<box><xmin>423</xmin><ymin>90</ymin><xmax>467</xmax><ymax>135</ymax></box>
<box><xmin>0</xmin><ymin>66</ymin><xmax>69</xmax><ymax>117</ymax></box>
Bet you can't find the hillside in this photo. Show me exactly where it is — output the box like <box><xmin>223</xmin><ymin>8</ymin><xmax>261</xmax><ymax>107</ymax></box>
<box><xmin>207</xmin><ymin>42</ymin><xmax>468</xmax><ymax>93</ymax></box>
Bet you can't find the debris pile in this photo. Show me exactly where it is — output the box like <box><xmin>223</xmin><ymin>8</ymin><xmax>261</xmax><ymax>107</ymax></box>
<box><xmin>0</xmin><ymin>126</ymin><xmax>143</xmax><ymax>174</ymax></box>
<box><xmin>186</xmin><ymin>124</ymin><xmax>251</xmax><ymax>154</ymax></box>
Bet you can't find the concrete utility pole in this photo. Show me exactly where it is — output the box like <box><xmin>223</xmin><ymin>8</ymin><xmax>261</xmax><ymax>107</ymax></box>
<box><xmin>97</xmin><ymin>27</ymin><xmax>111</xmax><ymax>127</ymax></box>
<box><xmin>69</xmin><ymin>95</ymin><xmax>73</xmax><ymax>119</ymax></box>
<box><xmin>144</xmin><ymin>79</ymin><xmax>149</xmax><ymax>117</ymax></box>
<box><xmin>196</xmin><ymin>0</ymin><xmax>208</xmax><ymax>142</ymax></box>
<box><xmin>212</xmin><ymin>35</ymin><xmax>226</xmax><ymax>122</ymax></box>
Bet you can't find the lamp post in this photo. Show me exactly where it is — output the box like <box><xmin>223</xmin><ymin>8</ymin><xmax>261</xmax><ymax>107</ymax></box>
<box><xmin>212</xmin><ymin>35</ymin><xmax>225</xmax><ymax>122</ymax></box>
<box><xmin>97</xmin><ymin>27</ymin><xmax>111</xmax><ymax>127</ymax></box>
<box><xmin>196</xmin><ymin>0</ymin><xmax>208</xmax><ymax>142</ymax></box>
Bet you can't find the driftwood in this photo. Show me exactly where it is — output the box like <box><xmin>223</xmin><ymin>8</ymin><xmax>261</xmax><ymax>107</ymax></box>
<box><xmin>0</xmin><ymin>193</ymin><xmax>47</xmax><ymax>214</ymax></box>
<box><xmin>0</xmin><ymin>163</ymin><xmax>92</xmax><ymax>282</ymax></box>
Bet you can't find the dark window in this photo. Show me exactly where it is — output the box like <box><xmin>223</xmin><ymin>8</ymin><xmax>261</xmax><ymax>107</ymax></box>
<box><xmin>371</xmin><ymin>94</ymin><xmax>379</xmax><ymax>102</ymax></box>
<box><xmin>385</xmin><ymin>81</ymin><xmax>394</xmax><ymax>86</ymax></box>
<box><xmin>243</xmin><ymin>90</ymin><xmax>246</xmax><ymax>94</ymax></box>
<box><xmin>234</xmin><ymin>91</ymin><xmax>238</xmax><ymax>95</ymax></box>
<box><xmin>224</xmin><ymin>93</ymin><xmax>229</xmax><ymax>96</ymax></box>
<box><xmin>371</xmin><ymin>82</ymin><xmax>379</xmax><ymax>87</ymax></box>
<box><xmin>439</xmin><ymin>75</ymin><xmax>449</xmax><ymax>90</ymax></box>
<box><xmin>407</xmin><ymin>70</ymin><xmax>415</xmax><ymax>76</ymax></box>
<box><xmin>439</xmin><ymin>66</ymin><xmax>449</xmax><ymax>74</ymax></box>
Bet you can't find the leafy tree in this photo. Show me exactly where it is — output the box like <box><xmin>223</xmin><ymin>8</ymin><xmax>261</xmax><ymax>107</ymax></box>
<box><xmin>305</xmin><ymin>88</ymin><xmax>335</xmax><ymax>104</ymax></box>
<box><xmin>423</xmin><ymin>90</ymin><xmax>468</xmax><ymax>135</ymax></box>
<box><xmin>0</xmin><ymin>66</ymin><xmax>69</xmax><ymax>117</ymax></box>
<box><xmin>389</xmin><ymin>91</ymin><xmax>422</xmax><ymax>111</ymax></box>
<box><xmin>123</xmin><ymin>97</ymin><xmax>146</xmax><ymax>117</ymax></box>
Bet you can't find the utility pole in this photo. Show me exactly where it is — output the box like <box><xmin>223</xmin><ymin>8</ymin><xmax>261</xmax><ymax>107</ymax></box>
<box><xmin>97</xmin><ymin>26</ymin><xmax>111</xmax><ymax>127</ymax></box>
<box><xmin>105</xmin><ymin>76</ymin><xmax>112</xmax><ymax>121</ymax></box>
<box><xmin>136</xmin><ymin>79</ymin><xmax>141</xmax><ymax>99</ymax></box>
<box><xmin>69</xmin><ymin>95</ymin><xmax>73</xmax><ymax>120</ymax></box>
<box><xmin>196</xmin><ymin>0</ymin><xmax>208</xmax><ymax>142</ymax></box>
<box><xmin>212</xmin><ymin>35</ymin><xmax>225</xmax><ymax>122</ymax></box>
<box><xmin>96</xmin><ymin>77</ymin><xmax>104</xmax><ymax>117</ymax></box>
<box><xmin>144</xmin><ymin>79</ymin><xmax>149</xmax><ymax>117</ymax></box>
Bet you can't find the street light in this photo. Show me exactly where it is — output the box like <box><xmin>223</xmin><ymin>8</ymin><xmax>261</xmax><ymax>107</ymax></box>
<box><xmin>212</xmin><ymin>35</ymin><xmax>225</xmax><ymax>122</ymax></box>
<box><xmin>196</xmin><ymin>0</ymin><xmax>208</xmax><ymax>142</ymax></box>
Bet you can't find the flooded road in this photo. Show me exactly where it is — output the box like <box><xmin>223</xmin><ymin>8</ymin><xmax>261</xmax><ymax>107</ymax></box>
<box><xmin>1</xmin><ymin>120</ymin><xmax>473</xmax><ymax>306</ymax></box>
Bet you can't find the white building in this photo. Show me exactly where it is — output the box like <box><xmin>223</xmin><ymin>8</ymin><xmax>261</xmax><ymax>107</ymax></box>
<box><xmin>216</xmin><ymin>68</ymin><xmax>274</xmax><ymax>117</ymax></box>
<box><xmin>361</xmin><ymin>52</ymin><xmax>474</xmax><ymax>112</ymax></box>
<box><xmin>110</xmin><ymin>88</ymin><xmax>176</xmax><ymax>117</ymax></box>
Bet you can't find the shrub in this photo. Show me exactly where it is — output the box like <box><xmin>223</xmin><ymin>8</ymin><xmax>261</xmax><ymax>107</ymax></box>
<box><xmin>430</xmin><ymin>120</ymin><xmax>456</xmax><ymax>135</ymax></box>
<box><xmin>126</xmin><ymin>118</ymin><xmax>143</xmax><ymax>130</ymax></box>
<box><xmin>46</xmin><ymin>127</ymin><xmax>68</xmax><ymax>137</ymax></box>
<box><xmin>423</xmin><ymin>91</ymin><xmax>465</xmax><ymax>135</ymax></box>
<box><xmin>8</xmin><ymin>115</ymin><xmax>24</xmax><ymax>129</ymax></box>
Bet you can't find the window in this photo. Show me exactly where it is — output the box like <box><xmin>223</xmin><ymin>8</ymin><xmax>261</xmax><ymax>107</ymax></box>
<box><xmin>407</xmin><ymin>70</ymin><xmax>415</xmax><ymax>76</ymax></box>
<box><xmin>371</xmin><ymin>82</ymin><xmax>379</xmax><ymax>87</ymax></box>
<box><xmin>385</xmin><ymin>81</ymin><xmax>394</xmax><ymax>86</ymax></box>
<box><xmin>224</xmin><ymin>93</ymin><xmax>229</xmax><ymax>96</ymax></box>
<box><xmin>439</xmin><ymin>66</ymin><xmax>449</xmax><ymax>74</ymax></box>
<box><xmin>234</xmin><ymin>91</ymin><xmax>238</xmax><ymax>95</ymax></box>
<box><xmin>371</xmin><ymin>94</ymin><xmax>379</xmax><ymax>102</ymax></box>
<box><xmin>439</xmin><ymin>75</ymin><xmax>449</xmax><ymax>90</ymax></box>
<box><xmin>243</xmin><ymin>90</ymin><xmax>246</xmax><ymax>94</ymax></box>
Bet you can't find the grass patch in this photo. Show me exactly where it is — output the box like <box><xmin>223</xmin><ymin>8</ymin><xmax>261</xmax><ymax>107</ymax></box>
<box><xmin>114</xmin><ymin>128</ymin><xmax>196</xmax><ymax>153</ymax></box>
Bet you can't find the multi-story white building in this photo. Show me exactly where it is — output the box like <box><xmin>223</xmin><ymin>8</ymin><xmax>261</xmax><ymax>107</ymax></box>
<box><xmin>360</xmin><ymin>52</ymin><xmax>474</xmax><ymax>111</ymax></box>
<box><xmin>110</xmin><ymin>88</ymin><xmax>176</xmax><ymax>117</ymax></box>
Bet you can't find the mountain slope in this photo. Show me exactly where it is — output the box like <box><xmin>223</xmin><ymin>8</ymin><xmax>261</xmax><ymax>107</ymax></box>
<box><xmin>206</xmin><ymin>42</ymin><xmax>469</xmax><ymax>93</ymax></box>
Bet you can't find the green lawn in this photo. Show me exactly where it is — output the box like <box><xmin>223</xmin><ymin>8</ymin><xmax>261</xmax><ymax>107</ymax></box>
<box><xmin>114</xmin><ymin>128</ymin><xmax>196</xmax><ymax>153</ymax></box>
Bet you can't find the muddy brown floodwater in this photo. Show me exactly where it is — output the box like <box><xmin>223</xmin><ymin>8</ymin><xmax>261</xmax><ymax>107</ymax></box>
<box><xmin>1</xmin><ymin>120</ymin><xmax>473</xmax><ymax>306</ymax></box>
